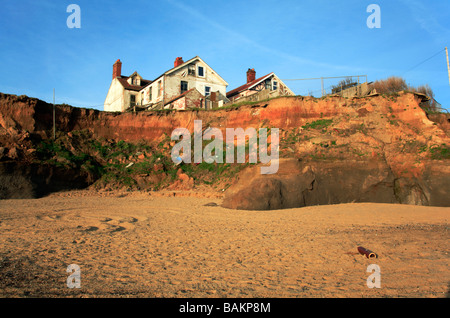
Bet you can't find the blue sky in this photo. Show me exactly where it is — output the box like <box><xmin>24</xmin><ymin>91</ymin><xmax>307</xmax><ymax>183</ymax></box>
<box><xmin>1</xmin><ymin>0</ymin><xmax>449</xmax><ymax>110</ymax></box>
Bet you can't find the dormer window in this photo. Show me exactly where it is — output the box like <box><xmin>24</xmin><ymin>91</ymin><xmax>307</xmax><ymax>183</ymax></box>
<box><xmin>128</xmin><ymin>74</ymin><xmax>141</xmax><ymax>86</ymax></box>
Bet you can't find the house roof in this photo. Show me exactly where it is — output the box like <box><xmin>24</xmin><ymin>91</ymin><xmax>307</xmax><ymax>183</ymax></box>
<box><xmin>226</xmin><ymin>72</ymin><xmax>274</xmax><ymax>98</ymax></box>
<box><xmin>129</xmin><ymin>71</ymin><xmax>143</xmax><ymax>79</ymax></box>
<box><xmin>117</xmin><ymin>76</ymin><xmax>152</xmax><ymax>91</ymax></box>
<box><xmin>164</xmin><ymin>88</ymin><xmax>200</xmax><ymax>105</ymax></box>
<box><xmin>151</xmin><ymin>56</ymin><xmax>228</xmax><ymax>86</ymax></box>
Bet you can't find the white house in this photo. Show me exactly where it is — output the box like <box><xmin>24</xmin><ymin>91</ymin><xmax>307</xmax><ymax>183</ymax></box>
<box><xmin>103</xmin><ymin>59</ymin><xmax>152</xmax><ymax>112</ymax></box>
<box><xmin>226</xmin><ymin>68</ymin><xmax>295</xmax><ymax>103</ymax></box>
<box><xmin>104</xmin><ymin>56</ymin><xmax>229</xmax><ymax>112</ymax></box>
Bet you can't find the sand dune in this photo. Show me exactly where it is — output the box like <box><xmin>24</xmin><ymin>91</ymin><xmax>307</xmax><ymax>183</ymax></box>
<box><xmin>0</xmin><ymin>190</ymin><xmax>448</xmax><ymax>298</ymax></box>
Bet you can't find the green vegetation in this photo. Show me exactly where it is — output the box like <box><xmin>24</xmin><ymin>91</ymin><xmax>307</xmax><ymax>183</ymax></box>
<box><xmin>33</xmin><ymin>129</ymin><xmax>255</xmax><ymax>190</ymax></box>
<box><xmin>212</xmin><ymin>96</ymin><xmax>298</xmax><ymax>110</ymax></box>
<box><xmin>213</xmin><ymin>99</ymin><xmax>272</xmax><ymax>110</ymax></box>
<box><xmin>370</xmin><ymin>76</ymin><xmax>441</xmax><ymax>113</ymax></box>
<box><xmin>400</xmin><ymin>141</ymin><xmax>449</xmax><ymax>159</ymax></box>
<box><xmin>428</xmin><ymin>144</ymin><xmax>450</xmax><ymax>160</ymax></box>
<box><xmin>36</xmin><ymin>140</ymin><xmax>102</xmax><ymax>175</ymax></box>
<box><xmin>355</xmin><ymin>123</ymin><xmax>368</xmax><ymax>134</ymax></box>
<box><xmin>301</xmin><ymin>119</ymin><xmax>333</xmax><ymax>130</ymax></box>
<box><xmin>388</xmin><ymin>119</ymin><xmax>399</xmax><ymax>126</ymax></box>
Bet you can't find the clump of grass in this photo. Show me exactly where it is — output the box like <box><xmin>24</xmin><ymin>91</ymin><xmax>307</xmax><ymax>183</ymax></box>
<box><xmin>215</xmin><ymin>100</ymin><xmax>266</xmax><ymax>110</ymax></box>
<box><xmin>428</xmin><ymin>144</ymin><xmax>450</xmax><ymax>160</ymax></box>
<box><xmin>35</xmin><ymin>140</ymin><xmax>101</xmax><ymax>174</ymax></box>
<box><xmin>302</xmin><ymin>119</ymin><xmax>333</xmax><ymax>130</ymax></box>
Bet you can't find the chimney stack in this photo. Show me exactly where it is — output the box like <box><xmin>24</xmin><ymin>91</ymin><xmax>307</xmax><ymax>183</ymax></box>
<box><xmin>113</xmin><ymin>59</ymin><xmax>122</xmax><ymax>79</ymax></box>
<box><xmin>174</xmin><ymin>57</ymin><xmax>184</xmax><ymax>68</ymax></box>
<box><xmin>247</xmin><ymin>68</ymin><xmax>256</xmax><ymax>83</ymax></box>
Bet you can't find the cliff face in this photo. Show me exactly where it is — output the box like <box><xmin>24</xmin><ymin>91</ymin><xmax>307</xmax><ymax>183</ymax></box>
<box><xmin>0</xmin><ymin>92</ymin><xmax>448</xmax><ymax>142</ymax></box>
<box><xmin>0</xmin><ymin>92</ymin><xmax>449</xmax><ymax>208</ymax></box>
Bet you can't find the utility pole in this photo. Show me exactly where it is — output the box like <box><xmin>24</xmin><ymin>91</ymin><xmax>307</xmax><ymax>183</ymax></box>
<box><xmin>446</xmin><ymin>47</ymin><xmax>450</xmax><ymax>86</ymax></box>
<box><xmin>321</xmin><ymin>77</ymin><xmax>324</xmax><ymax>97</ymax></box>
<box><xmin>53</xmin><ymin>88</ymin><xmax>56</xmax><ymax>140</ymax></box>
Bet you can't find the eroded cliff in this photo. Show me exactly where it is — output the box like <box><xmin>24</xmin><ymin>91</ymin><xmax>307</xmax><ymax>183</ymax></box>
<box><xmin>0</xmin><ymin>92</ymin><xmax>448</xmax><ymax>208</ymax></box>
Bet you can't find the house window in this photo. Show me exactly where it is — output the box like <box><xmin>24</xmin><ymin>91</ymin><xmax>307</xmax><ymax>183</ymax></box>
<box><xmin>130</xmin><ymin>95</ymin><xmax>136</xmax><ymax>107</ymax></box>
<box><xmin>157</xmin><ymin>81</ymin><xmax>161</xmax><ymax>97</ymax></box>
<box><xmin>181</xmin><ymin>81</ymin><xmax>188</xmax><ymax>94</ymax></box>
<box><xmin>188</xmin><ymin>65</ymin><xmax>195</xmax><ymax>76</ymax></box>
<box><xmin>149</xmin><ymin>87</ymin><xmax>152</xmax><ymax>101</ymax></box>
<box><xmin>198</xmin><ymin>66</ymin><xmax>204</xmax><ymax>77</ymax></box>
<box><xmin>205</xmin><ymin>86</ymin><xmax>211</xmax><ymax>97</ymax></box>
<box><xmin>140</xmin><ymin>92</ymin><xmax>144</xmax><ymax>105</ymax></box>
<box><xmin>272</xmin><ymin>80</ymin><xmax>278</xmax><ymax>91</ymax></box>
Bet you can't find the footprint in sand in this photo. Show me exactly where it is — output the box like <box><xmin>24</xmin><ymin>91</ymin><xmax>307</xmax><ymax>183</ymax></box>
<box><xmin>203</xmin><ymin>202</ymin><xmax>219</xmax><ymax>207</ymax></box>
<box><xmin>78</xmin><ymin>223</ymin><xmax>123</xmax><ymax>234</ymax></box>
<box><xmin>118</xmin><ymin>217</ymin><xmax>139</xmax><ymax>223</ymax></box>
<box><xmin>79</xmin><ymin>215</ymin><xmax>145</xmax><ymax>234</ymax></box>
<box><xmin>109</xmin><ymin>226</ymin><xmax>126</xmax><ymax>233</ymax></box>
<box><xmin>36</xmin><ymin>215</ymin><xmax>63</xmax><ymax>222</ymax></box>
<box><xmin>84</xmin><ymin>226</ymin><xmax>99</xmax><ymax>232</ymax></box>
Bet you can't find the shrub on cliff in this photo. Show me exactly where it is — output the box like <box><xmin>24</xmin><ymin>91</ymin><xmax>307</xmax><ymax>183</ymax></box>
<box><xmin>371</xmin><ymin>76</ymin><xmax>409</xmax><ymax>94</ymax></box>
<box><xmin>370</xmin><ymin>76</ymin><xmax>439</xmax><ymax>112</ymax></box>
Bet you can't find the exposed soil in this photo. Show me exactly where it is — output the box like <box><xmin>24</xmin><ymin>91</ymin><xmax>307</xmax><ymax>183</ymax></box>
<box><xmin>0</xmin><ymin>92</ymin><xmax>449</xmax><ymax>209</ymax></box>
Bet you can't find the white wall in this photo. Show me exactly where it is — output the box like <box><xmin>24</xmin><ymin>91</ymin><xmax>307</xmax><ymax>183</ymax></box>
<box><xmin>139</xmin><ymin>59</ymin><xmax>227</xmax><ymax>106</ymax></box>
<box><xmin>141</xmin><ymin>77</ymin><xmax>165</xmax><ymax>106</ymax></box>
<box><xmin>104</xmin><ymin>79</ymin><xmax>125</xmax><ymax>112</ymax></box>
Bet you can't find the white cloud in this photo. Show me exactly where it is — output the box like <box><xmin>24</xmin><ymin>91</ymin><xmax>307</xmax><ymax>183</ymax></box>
<box><xmin>400</xmin><ymin>0</ymin><xmax>450</xmax><ymax>43</ymax></box>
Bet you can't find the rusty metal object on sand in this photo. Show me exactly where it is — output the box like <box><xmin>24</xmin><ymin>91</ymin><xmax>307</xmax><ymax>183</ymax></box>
<box><xmin>357</xmin><ymin>246</ymin><xmax>377</xmax><ymax>259</ymax></box>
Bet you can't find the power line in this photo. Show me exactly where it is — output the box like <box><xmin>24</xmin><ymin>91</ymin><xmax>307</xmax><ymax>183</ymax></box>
<box><xmin>401</xmin><ymin>48</ymin><xmax>445</xmax><ymax>76</ymax></box>
<box><xmin>281</xmin><ymin>75</ymin><xmax>368</xmax><ymax>81</ymax></box>
<box><xmin>53</xmin><ymin>88</ymin><xmax>55</xmax><ymax>140</ymax></box>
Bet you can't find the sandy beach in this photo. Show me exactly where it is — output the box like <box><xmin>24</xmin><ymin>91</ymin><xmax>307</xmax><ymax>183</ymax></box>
<box><xmin>0</xmin><ymin>190</ymin><xmax>448</xmax><ymax>298</ymax></box>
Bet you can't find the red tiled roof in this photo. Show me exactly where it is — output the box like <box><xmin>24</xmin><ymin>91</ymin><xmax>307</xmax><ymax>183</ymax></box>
<box><xmin>164</xmin><ymin>88</ymin><xmax>198</xmax><ymax>105</ymax></box>
<box><xmin>226</xmin><ymin>72</ymin><xmax>274</xmax><ymax>98</ymax></box>
<box><xmin>117</xmin><ymin>76</ymin><xmax>152</xmax><ymax>91</ymax></box>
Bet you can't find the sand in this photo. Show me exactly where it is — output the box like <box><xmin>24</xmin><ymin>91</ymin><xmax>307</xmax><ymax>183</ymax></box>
<box><xmin>0</xmin><ymin>190</ymin><xmax>448</xmax><ymax>298</ymax></box>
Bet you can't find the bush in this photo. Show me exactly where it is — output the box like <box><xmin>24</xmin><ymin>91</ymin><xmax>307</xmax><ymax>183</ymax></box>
<box><xmin>415</xmin><ymin>84</ymin><xmax>439</xmax><ymax>112</ymax></box>
<box><xmin>371</xmin><ymin>76</ymin><xmax>409</xmax><ymax>94</ymax></box>
<box><xmin>370</xmin><ymin>76</ymin><xmax>439</xmax><ymax>112</ymax></box>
